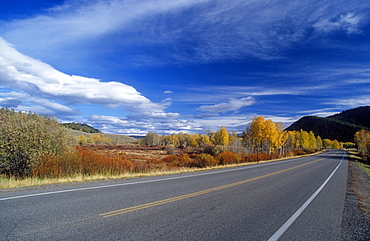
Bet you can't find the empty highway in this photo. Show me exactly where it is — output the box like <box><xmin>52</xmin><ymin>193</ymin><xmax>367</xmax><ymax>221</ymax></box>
<box><xmin>0</xmin><ymin>150</ymin><xmax>347</xmax><ymax>240</ymax></box>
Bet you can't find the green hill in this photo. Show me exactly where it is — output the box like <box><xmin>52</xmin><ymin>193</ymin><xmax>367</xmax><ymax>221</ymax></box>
<box><xmin>62</xmin><ymin>122</ymin><xmax>102</xmax><ymax>133</ymax></box>
<box><xmin>286</xmin><ymin>106</ymin><xmax>370</xmax><ymax>142</ymax></box>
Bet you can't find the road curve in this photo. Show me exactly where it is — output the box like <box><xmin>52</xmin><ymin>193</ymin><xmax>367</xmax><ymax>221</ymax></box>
<box><xmin>0</xmin><ymin>150</ymin><xmax>347</xmax><ymax>240</ymax></box>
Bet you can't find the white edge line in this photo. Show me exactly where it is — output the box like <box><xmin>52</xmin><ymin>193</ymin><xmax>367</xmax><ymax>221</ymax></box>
<box><xmin>0</xmin><ymin>154</ymin><xmax>317</xmax><ymax>201</ymax></box>
<box><xmin>267</xmin><ymin>152</ymin><xmax>346</xmax><ymax>241</ymax></box>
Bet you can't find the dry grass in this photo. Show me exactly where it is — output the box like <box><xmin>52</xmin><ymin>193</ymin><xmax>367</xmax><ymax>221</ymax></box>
<box><xmin>357</xmin><ymin>162</ymin><xmax>370</xmax><ymax>178</ymax></box>
<box><xmin>346</xmin><ymin>149</ymin><xmax>370</xmax><ymax>178</ymax></box>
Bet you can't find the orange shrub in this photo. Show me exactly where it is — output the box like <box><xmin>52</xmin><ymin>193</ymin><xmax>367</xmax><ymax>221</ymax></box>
<box><xmin>32</xmin><ymin>147</ymin><xmax>138</xmax><ymax>178</ymax></box>
<box><xmin>244</xmin><ymin>153</ymin><xmax>272</xmax><ymax>163</ymax></box>
<box><xmin>217</xmin><ymin>151</ymin><xmax>241</xmax><ymax>165</ymax></box>
<box><xmin>194</xmin><ymin>153</ymin><xmax>218</xmax><ymax>167</ymax></box>
<box><xmin>162</xmin><ymin>154</ymin><xmax>193</xmax><ymax>167</ymax></box>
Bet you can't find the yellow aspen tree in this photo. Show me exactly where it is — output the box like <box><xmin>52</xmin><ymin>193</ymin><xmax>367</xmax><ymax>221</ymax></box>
<box><xmin>275</xmin><ymin>123</ymin><xmax>287</xmax><ymax>155</ymax></box>
<box><xmin>308</xmin><ymin>131</ymin><xmax>317</xmax><ymax>149</ymax></box>
<box><xmin>323</xmin><ymin>139</ymin><xmax>333</xmax><ymax>148</ymax></box>
<box><xmin>170</xmin><ymin>133</ymin><xmax>179</xmax><ymax>147</ymax></box>
<box><xmin>332</xmin><ymin>140</ymin><xmax>341</xmax><ymax>149</ymax></box>
<box><xmin>287</xmin><ymin>131</ymin><xmax>300</xmax><ymax>148</ymax></box>
<box><xmin>161</xmin><ymin>134</ymin><xmax>171</xmax><ymax>145</ymax></box>
<box><xmin>355</xmin><ymin>130</ymin><xmax>370</xmax><ymax>155</ymax></box>
<box><xmin>218</xmin><ymin>126</ymin><xmax>229</xmax><ymax>146</ymax></box>
<box><xmin>247</xmin><ymin>116</ymin><xmax>266</xmax><ymax>145</ymax></box>
<box><xmin>209</xmin><ymin>132</ymin><xmax>217</xmax><ymax>145</ymax></box>
<box><xmin>198</xmin><ymin>134</ymin><xmax>210</xmax><ymax>146</ymax></box>
<box><xmin>187</xmin><ymin>134</ymin><xmax>198</xmax><ymax>147</ymax></box>
<box><xmin>299</xmin><ymin>130</ymin><xmax>310</xmax><ymax>149</ymax></box>
<box><xmin>245</xmin><ymin>116</ymin><xmax>271</xmax><ymax>156</ymax></box>
<box><xmin>264</xmin><ymin>119</ymin><xmax>279</xmax><ymax>152</ymax></box>
<box><xmin>317</xmin><ymin>136</ymin><xmax>323</xmax><ymax>150</ymax></box>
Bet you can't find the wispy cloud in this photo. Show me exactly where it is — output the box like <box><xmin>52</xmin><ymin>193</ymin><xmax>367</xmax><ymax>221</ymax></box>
<box><xmin>2</xmin><ymin>0</ymin><xmax>368</xmax><ymax>65</ymax></box>
<box><xmin>324</xmin><ymin>95</ymin><xmax>370</xmax><ymax>108</ymax></box>
<box><xmin>197</xmin><ymin>97</ymin><xmax>256</xmax><ymax>113</ymax></box>
<box><xmin>0</xmin><ymin>38</ymin><xmax>177</xmax><ymax>118</ymax></box>
<box><xmin>313</xmin><ymin>12</ymin><xmax>364</xmax><ymax>34</ymax></box>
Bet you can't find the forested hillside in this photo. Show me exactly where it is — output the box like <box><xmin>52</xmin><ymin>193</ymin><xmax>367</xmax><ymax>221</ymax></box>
<box><xmin>62</xmin><ymin>122</ymin><xmax>102</xmax><ymax>133</ymax></box>
<box><xmin>327</xmin><ymin>106</ymin><xmax>370</xmax><ymax>128</ymax></box>
<box><xmin>286</xmin><ymin>106</ymin><xmax>370</xmax><ymax>142</ymax></box>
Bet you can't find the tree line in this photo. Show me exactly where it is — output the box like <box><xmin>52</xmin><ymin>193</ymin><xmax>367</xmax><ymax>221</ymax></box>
<box><xmin>141</xmin><ymin>116</ymin><xmax>344</xmax><ymax>155</ymax></box>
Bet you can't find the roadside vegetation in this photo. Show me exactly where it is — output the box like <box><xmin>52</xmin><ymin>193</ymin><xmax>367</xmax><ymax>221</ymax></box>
<box><xmin>0</xmin><ymin>109</ymin><xmax>353</xmax><ymax>189</ymax></box>
<box><xmin>352</xmin><ymin>129</ymin><xmax>370</xmax><ymax>177</ymax></box>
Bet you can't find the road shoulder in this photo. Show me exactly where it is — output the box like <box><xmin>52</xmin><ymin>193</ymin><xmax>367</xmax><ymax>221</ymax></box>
<box><xmin>340</xmin><ymin>159</ymin><xmax>370</xmax><ymax>240</ymax></box>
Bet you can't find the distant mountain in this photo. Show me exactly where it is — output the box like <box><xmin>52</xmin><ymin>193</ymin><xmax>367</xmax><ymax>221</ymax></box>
<box><xmin>286</xmin><ymin>106</ymin><xmax>370</xmax><ymax>142</ymax></box>
<box><xmin>62</xmin><ymin>122</ymin><xmax>102</xmax><ymax>133</ymax></box>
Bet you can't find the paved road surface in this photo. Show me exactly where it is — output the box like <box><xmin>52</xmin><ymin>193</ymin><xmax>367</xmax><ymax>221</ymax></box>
<box><xmin>0</xmin><ymin>150</ymin><xmax>347</xmax><ymax>240</ymax></box>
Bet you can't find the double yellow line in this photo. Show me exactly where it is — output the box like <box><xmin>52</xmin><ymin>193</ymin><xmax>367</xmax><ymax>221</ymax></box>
<box><xmin>100</xmin><ymin>156</ymin><xmax>328</xmax><ymax>218</ymax></box>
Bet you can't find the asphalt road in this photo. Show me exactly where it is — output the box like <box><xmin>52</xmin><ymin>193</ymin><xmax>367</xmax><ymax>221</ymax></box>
<box><xmin>0</xmin><ymin>150</ymin><xmax>348</xmax><ymax>240</ymax></box>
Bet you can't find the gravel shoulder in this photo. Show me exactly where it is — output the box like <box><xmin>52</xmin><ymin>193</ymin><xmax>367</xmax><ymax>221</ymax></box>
<box><xmin>340</xmin><ymin>158</ymin><xmax>370</xmax><ymax>240</ymax></box>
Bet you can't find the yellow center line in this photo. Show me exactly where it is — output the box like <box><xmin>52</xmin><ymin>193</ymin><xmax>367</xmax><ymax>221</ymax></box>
<box><xmin>99</xmin><ymin>155</ymin><xmax>331</xmax><ymax>218</ymax></box>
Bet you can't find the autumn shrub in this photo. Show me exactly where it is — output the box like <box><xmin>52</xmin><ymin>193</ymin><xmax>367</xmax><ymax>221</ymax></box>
<box><xmin>285</xmin><ymin>151</ymin><xmax>294</xmax><ymax>157</ymax></box>
<box><xmin>0</xmin><ymin>109</ymin><xmax>74</xmax><ymax>178</ymax></box>
<box><xmin>258</xmin><ymin>153</ymin><xmax>271</xmax><ymax>161</ymax></box>
<box><xmin>270</xmin><ymin>151</ymin><xmax>281</xmax><ymax>160</ymax></box>
<box><xmin>194</xmin><ymin>153</ymin><xmax>218</xmax><ymax>168</ymax></box>
<box><xmin>212</xmin><ymin>145</ymin><xmax>228</xmax><ymax>156</ymax></box>
<box><xmin>217</xmin><ymin>151</ymin><xmax>241</xmax><ymax>165</ymax></box>
<box><xmin>246</xmin><ymin>153</ymin><xmax>272</xmax><ymax>162</ymax></box>
<box><xmin>165</xmin><ymin>145</ymin><xmax>177</xmax><ymax>155</ymax></box>
<box><xmin>202</xmin><ymin>144</ymin><xmax>214</xmax><ymax>155</ymax></box>
<box><xmin>292</xmin><ymin>148</ymin><xmax>307</xmax><ymax>156</ymax></box>
<box><xmin>302</xmin><ymin>147</ymin><xmax>317</xmax><ymax>154</ymax></box>
<box><xmin>31</xmin><ymin>147</ymin><xmax>137</xmax><ymax>178</ymax></box>
<box><xmin>162</xmin><ymin>154</ymin><xmax>193</xmax><ymax>167</ymax></box>
<box><xmin>247</xmin><ymin>153</ymin><xmax>258</xmax><ymax>162</ymax></box>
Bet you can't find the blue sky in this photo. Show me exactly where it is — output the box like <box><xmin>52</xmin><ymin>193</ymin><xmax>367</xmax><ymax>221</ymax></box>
<box><xmin>0</xmin><ymin>0</ymin><xmax>369</xmax><ymax>135</ymax></box>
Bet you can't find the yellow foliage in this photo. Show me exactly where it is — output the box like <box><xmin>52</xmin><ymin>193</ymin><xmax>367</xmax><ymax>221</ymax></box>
<box><xmin>246</xmin><ymin>116</ymin><xmax>282</xmax><ymax>152</ymax></box>
<box><xmin>355</xmin><ymin>129</ymin><xmax>370</xmax><ymax>155</ymax></box>
<box><xmin>77</xmin><ymin>135</ymin><xmax>87</xmax><ymax>145</ymax></box>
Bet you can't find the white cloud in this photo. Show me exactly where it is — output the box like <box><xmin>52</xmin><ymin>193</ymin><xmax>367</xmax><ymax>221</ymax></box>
<box><xmin>0</xmin><ymin>90</ymin><xmax>77</xmax><ymax>116</ymax></box>
<box><xmin>1</xmin><ymin>0</ymin><xmax>208</xmax><ymax>55</ymax></box>
<box><xmin>313</xmin><ymin>12</ymin><xmax>364</xmax><ymax>34</ymax></box>
<box><xmin>0</xmin><ymin>38</ymin><xmax>178</xmax><ymax>118</ymax></box>
<box><xmin>324</xmin><ymin>95</ymin><xmax>370</xmax><ymax>108</ymax></box>
<box><xmin>89</xmin><ymin>114</ymin><xmax>202</xmax><ymax>135</ymax></box>
<box><xmin>197</xmin><ymin>97</ymin><xmax>256</xmax><ymax>113</ymax></box>
<box><xmin>297</xmin><ymin>108</ymin><xmax>340</xmax><ymax>117</ymax></box>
